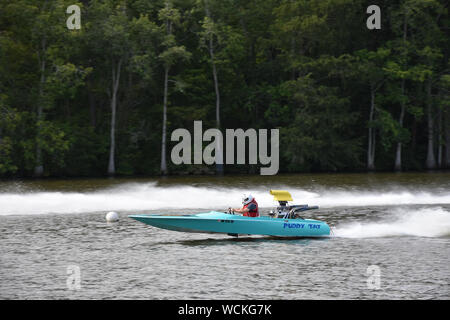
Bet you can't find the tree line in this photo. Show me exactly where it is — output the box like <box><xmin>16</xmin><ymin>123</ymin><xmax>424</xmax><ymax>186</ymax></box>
<box><xmin>0</xmin><ymin>0</ymin><xmax>449</xmax><ymax>178</ymax></box>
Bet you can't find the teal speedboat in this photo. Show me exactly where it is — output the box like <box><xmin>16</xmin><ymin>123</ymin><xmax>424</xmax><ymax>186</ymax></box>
<box><xmin>129</xmin><ymin>190</ymin><xmax>330</xmax><ymax>238</ymax></box>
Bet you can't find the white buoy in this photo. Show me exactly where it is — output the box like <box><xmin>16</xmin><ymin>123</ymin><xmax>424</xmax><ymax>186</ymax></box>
<box><xmin>105</xmin><ymin>211</ymin><xmax>119</xmax><ymax>222</ymax></box>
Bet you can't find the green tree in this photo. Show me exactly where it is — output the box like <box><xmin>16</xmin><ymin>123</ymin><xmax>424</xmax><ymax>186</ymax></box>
<box><xmin>354</xmin><ymin>48</ymin><xmax>390</xmax><ymax>171</ymax></box>
<box><xmin>277</xmin><ymin>76</ymin><xmax>361</xmax><ymax>172</ymax></box>
<box><xmin>85</xmin><ymin>0</ymin><xmax>135</xmax><ymax>176</ymax></box>
<box><xmin>158</xmin><ymin>0</ymin><xmax>191</xmax><ymax>175</ymax></box>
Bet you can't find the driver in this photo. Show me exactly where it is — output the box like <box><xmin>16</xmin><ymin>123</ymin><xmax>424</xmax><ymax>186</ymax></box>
<box><xmin>230</xmin><ymin>194</ymin><xmax>259</xmax><ymax>217</ymax></box>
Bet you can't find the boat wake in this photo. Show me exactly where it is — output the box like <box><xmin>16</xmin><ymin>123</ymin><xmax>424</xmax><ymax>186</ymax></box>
<box><xmin>334</xmin><ymin>206</ymin><xmax>450</xmax><ymax>238</ymax></box>
<box><xmin>0</xmin><ymin>182</ymin><xmax>449</xmax><ymax>216</ymax></box>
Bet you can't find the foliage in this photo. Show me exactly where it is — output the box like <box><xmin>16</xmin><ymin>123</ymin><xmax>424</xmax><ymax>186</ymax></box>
<box><xmin>0</xmin><ymin>0</ymin><xmax>449</xmax><ymax>177</ymax></box>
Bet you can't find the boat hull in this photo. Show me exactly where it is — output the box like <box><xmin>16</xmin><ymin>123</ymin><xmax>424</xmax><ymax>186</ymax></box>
<box><xmin>129</xmin><ymin>211</ymin><xmax>330</xmax><ymax>237</ymax></box>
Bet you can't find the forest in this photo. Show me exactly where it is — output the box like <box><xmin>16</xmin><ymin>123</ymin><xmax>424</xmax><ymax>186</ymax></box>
<box><xmin>0</xmin><ymin>0</ymin><xmax>449</xmax><ymax>177</ymax></box>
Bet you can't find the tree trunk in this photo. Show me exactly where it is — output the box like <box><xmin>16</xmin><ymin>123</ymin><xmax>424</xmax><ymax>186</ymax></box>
<box><xmin>108</xmin><ymin>58</ymin><xmax>122</xmax><ymax>176</ymax></box>
<box><xmin>0</xmin><ymin>124</ymin><xmax>3</xmax><ymax>160</ymax></box>
<box><xmin>88</xmin><ymin>84</ymin><xmax>96</xmax><ymax>128</ymax></box>
<box><xmin>367</xmin><ymin>85</ymin><xmax>376</xmax><ymax>171</ymax></box>
<box><xmin>34</xmin><ymin>104</ymin><xmax>44</xmax><ymax>177</ymax></box>
<box><xmin>437</xmin><ymin>104</ymin><xmax>442</xmax><ymax>168</ymax></box>
<box><xmin>210</xmin><ymin>39</ymin><xmax>220</xmax><ymax>129</ymax></box>
<box><xmin>445</xmin><ymin>106</ymin><xmax>450</xmax><ymax>168</ymax></box>
<box><xmin>290</xmin><ymin>36</ymin><xmax>296</xmax><ymax>81</ymax></box>
<box><xmin>160</xmin><ymin>66</ymin><xmax>169</xmax><ymax>175</ymax></box>
<box><xmin>394</xmin><ymin>79</ymin><xmax>406</xmax><ymax>171</ymax></box>
<box><xmin>34</xmin><ymin>42</ymin><xmax>46</xmax><ymax>178</ymax></box>
<box><xmin>205</xmin><ymin>3</ymin><xmax>223</xmax><ymax>174</ymax></box>
<box><xmin>425</xmin><ymin>79</ymin><xmax>436</xmax><ymax>169</ymax></box>
<box><xmin>394</xmin><ymin>13</ymin><xmax>408</xmax><ymax>172</ymax></box>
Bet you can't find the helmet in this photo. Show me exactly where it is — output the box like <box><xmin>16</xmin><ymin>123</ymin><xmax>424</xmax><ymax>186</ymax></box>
<box><xmin>242</xmin><ymin>194</ymin><xmax>254</xmax><ymax>205</ymax></box>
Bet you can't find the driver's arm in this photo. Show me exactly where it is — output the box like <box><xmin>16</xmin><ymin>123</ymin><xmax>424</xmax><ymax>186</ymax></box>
<box><xmin>233</xmin><ymin>207</ymin><xmax>249</xmax><ymax>213</ymax></box>
<box><xmin>235</xmin><ymin>203</ymin><xmax>256</xmax><ymax>213</ymax></box>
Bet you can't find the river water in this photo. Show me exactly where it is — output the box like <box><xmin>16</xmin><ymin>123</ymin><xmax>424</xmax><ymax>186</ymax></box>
<box><xmin>0</xmin><ymin>173</ymin><xmax>449</xmax><ymax>299</ymax></box>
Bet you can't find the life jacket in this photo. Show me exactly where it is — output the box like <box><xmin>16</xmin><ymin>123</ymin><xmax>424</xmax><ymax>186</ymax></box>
<box><xmin>243</xmin><ymin>199</ymin><xmax>259</xmax><ymax>217</ymax></box>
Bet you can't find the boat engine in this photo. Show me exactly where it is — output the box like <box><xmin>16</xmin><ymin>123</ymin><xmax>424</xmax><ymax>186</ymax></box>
<box><xmin>268</xmin><ymin>190</ymin><xmax>319</xmax><ymax>219</ymax></box>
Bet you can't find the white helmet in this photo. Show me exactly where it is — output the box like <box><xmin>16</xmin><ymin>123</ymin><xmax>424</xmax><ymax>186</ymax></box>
<box><xmin>242</xmin><ymin>194</ymin><xmax>254</xmax><ymax>205</ymax></box>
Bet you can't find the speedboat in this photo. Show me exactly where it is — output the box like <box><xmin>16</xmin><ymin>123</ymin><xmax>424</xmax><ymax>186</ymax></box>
<box><xmin>129</xmin><ymin>190</ymin><xmax>330</xmax><ymax>237</ymax></box>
